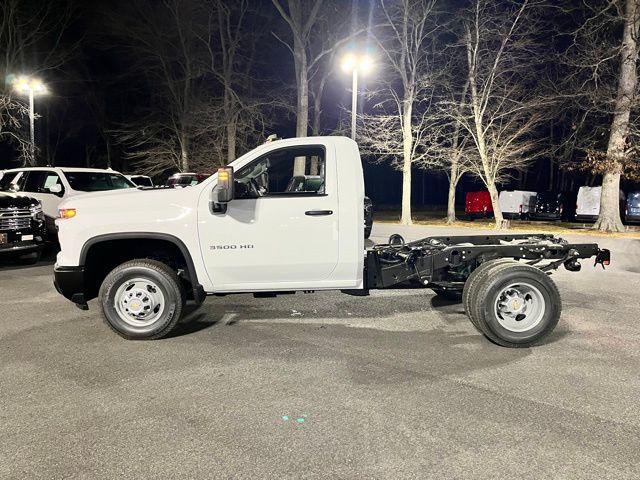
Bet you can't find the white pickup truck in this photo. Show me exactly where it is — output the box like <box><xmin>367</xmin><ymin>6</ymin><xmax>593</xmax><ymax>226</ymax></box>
<box><xmin>53</xmin><ymin>136</ymin><xmax>610</xmax><ymax>347</ymax></box>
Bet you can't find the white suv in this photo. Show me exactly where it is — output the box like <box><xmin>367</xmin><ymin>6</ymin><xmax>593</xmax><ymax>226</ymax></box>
<box><xmin>0</xmin><ymin>167</ymin><xmax>135</xmax><ymax>234</ymax></box>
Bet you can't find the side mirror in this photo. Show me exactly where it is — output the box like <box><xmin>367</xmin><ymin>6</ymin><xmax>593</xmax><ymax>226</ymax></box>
<box><xmin>211</xmin><ymin>166</ymin><xmax>234</xmax><ymax>213</ymax></box>
<box><xmin>48</xmin><ymin>183</ymin><xmax>63</xmax><ymax>195</ymax></box>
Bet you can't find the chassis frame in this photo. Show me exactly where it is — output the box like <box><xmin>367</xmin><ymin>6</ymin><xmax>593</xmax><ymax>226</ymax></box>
<box><xmin>365</xmin><ymin>234</ymin><xmax>610</xmax><ymax>291</ymax></box>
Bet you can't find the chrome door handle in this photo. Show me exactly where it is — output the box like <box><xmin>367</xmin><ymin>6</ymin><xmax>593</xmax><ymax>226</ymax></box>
<box><xmin>305</xmin><ymin>210</ymin><xmax>333</xmax><ymax>216</ymax></box>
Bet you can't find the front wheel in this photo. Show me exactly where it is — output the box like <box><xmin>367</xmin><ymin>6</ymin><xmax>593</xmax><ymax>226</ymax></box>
<box><xmin>99</xmin><ymin>259</ymin><xmax>185</xmax><ymax>340</ymax></box>
<box><xmin>468</xmin><ymin>263</ymin><xmax>561</xmax><ymax>348</ymax></box>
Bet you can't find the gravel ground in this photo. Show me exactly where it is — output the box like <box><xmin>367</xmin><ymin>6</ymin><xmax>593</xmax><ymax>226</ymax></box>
<box><xmin>1</xmin><ymin>224</ymin><xmax>639</xmax><ymax>479</ymax></box>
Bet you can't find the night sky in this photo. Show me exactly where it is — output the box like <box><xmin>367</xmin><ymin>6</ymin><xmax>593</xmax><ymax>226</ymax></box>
<box><xmin>1</xmin><ymin>0</ymin><xmax>636</xmax><ymax>207</ymax></box>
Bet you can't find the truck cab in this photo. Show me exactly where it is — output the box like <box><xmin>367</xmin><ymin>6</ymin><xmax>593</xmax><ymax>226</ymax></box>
<box><xmin>54</xmin><ymin>136</ymin><xmax>364</xmax><ymax>302</ymax></box>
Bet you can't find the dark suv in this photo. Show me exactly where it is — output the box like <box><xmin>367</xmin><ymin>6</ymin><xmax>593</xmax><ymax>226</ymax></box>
<box><xmin>532</xmin><ymin>191</ymin><xmax>574</xmax><ymax>221</ymax></box>
<box><xmin>0</xmin><ymin>192</ymin><xmax>46</xmax><ymax>263</ymax></box>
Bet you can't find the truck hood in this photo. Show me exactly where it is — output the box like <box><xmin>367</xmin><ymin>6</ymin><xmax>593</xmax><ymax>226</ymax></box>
<box><xmin>59</xmin><ymin>185</ymin><xmax>204</xmax><ymax>214</ymax></box>
<box><xmin>69</xmin><ymin>187</ymin><xmax>148</xmax><ymax>202</ymax></box>
<box><xmin>0</xmin><ymin>191</ymin><xmax>40</xmax><ymax>209</ymax></box>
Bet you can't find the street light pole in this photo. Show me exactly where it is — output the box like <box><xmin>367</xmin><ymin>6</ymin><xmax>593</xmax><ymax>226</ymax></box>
<box><xmin>350</xmin><ymin>68</ymin><xmax>358</xmax><ymax>140</ymax></box>
<box><xmin>12</xmin><ymin>76</ymin><xmax>47</xmax><ymax>165</ymax></box>
<box><xmin>341</xmin><ymin>53</ymin><xmax>373</xmax><ymax>142</ymax></box>
<box><xmin>28</xmin><ymin>88</ymin><xmax>35</xmax><ymax>163</ymax></box>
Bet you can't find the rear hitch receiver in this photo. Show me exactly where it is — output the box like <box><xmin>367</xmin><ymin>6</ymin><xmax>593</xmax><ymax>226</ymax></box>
<box><xmin>594</xmin><ymin>249</ymin><xmax>611</xmax><ymax>269</ymax></box>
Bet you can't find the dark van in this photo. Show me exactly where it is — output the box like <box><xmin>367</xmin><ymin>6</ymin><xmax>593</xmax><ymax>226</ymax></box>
<box><xmin>532</xmin><ymin>191</ymin><xmax>571</xmax><ymax>221</ymax></box>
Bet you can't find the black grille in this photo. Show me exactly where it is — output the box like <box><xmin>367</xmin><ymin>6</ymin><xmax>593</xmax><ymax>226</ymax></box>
<box><xmin>0</xmin><ymin>208</ymin><xmax>31</xmax><ymax>230</ymax></box>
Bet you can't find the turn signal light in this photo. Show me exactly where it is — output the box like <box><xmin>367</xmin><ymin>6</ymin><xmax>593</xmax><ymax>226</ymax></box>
<box><xmin>59</xmin><ymin>208</ymin><xmax>77</xmax><ymax>219</ymax></box>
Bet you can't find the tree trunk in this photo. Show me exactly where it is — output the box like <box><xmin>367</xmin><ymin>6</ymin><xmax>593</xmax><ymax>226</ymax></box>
<box><xmin>446</xmin><ymin>173</ymin><xmax>458</xmax><ymax>224</ymax></box>
<box><xmin>399</xmin><ymin>101</ymin><xmax>413</xmax><ymax>225</ymax></box>
<box><xmin>487</xmin><ymin>181</ymin><xmax>504</xmax><ymax>227</ymax></box>
<box><xmin>312</xmin><ymin>86</ymin><xmax>322</xmax><ymax>136</ymax></box>
<box><xmin>226</xmin><ymin>119</ymin><xmax>237</xmax><ymax>165</ymax></box>
<box><xmin>465</xmin><ymin>29</ymin><xmax>505</xmax><ymax>229</ymax></box>
<box><xmin>180</xmin><ymin>131</ymin><xmax>189</xmax><ymax>172</ymax></box>
<box><xmin>293</xmin><ymin>38</ymin><xmax>308</xmax><ymax>176</ymax></box>
<box><xmin>595</xmin><ymin>0</ymin><xmax>639</xmax><ymax>232</ymax></box>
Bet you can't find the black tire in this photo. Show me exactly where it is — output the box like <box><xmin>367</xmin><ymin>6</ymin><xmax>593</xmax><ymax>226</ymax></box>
<box><xmin>431</xmin><ymin>287</ymin><xmax>462</xmax><ymax>302</ymax></box>
<box><xmin>99</xmin><ymin>259</ymin><xmax>185</xmax><ymax>340</ymax></box>
<box><xmin>469</xmin><ymin>263</ymin><xmax>561</xmax><ymax>348</ymax></box>
<box><xmin>463</xmin><ymin>259</ymin><xmax>517</xmax><ymax>329</ymax></box>
<box><xmin>364</xmin><ymin>225</ymin><xmax>372</xmax><ymax>239</ymax></box>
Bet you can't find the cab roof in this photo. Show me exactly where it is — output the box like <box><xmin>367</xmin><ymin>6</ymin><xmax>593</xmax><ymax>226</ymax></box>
<box><xmin>2</xmin><ymin>166</ymin><xmax>124</xmax><ymax>174</ymax></box>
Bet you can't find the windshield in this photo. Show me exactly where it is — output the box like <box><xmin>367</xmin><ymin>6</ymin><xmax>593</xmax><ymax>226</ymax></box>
<box><xmin>65</xmin><ymin>172</ymin><xmax>134</xmax><ymax>192</ymax></box>
<box><xmin>536</xmin><ymin>192</ymin><xmax>560</xmax><ymax>202</ymax></box>
<box><xmin>629</xmin><ymin>192</ymin><xmax>640</xmax><ymax>205</ymax></box>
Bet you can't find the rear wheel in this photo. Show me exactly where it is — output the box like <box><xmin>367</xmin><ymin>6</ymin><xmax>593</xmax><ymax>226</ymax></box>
<box><xmin>468</xmin><ymin>263</ymin><xmax>561</xmax><ymax>347</ymax></box>
<box><xmin>99</xmin><ymin>259</ymin><xmax>185</xmax><ymax>340</ymax></box>
<box><xmin>463</xmin><ymin>259</ymin><xmax>516</xmax><ymax>329</ymax></box>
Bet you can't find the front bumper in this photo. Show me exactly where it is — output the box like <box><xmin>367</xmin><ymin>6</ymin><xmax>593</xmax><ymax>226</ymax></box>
<box><xmin>0</xmin><ymin>240</ymin><xmax>43</xmax><ymax>255</ymax></box>
<box><xmin>502</xmin><ymin>212</ymin><xmax>522</xmax><ymax>219</ymax></box>
<box><xmin>625</xmin><ymin>213</ymin><xmax>640</xmax><ymax>223</ymax></box>
<box><xmin>531</xmin><ymin>212</ymin><xmax>562</xmax><ymax>220</ymax></box>
<box><xmin>54</xmin><ymin>264</ymin><xmax>89</xmax><ymax>307</ymax></box>
<box><xmin>575</xmin><ymin>214</ymin><xmax>598</xmax><ymax>223</ymax></box>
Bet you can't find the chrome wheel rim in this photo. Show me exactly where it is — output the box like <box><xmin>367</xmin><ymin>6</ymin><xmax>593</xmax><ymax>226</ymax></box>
<box><xmin>114</xmin><ymin>278</ymin><xmax>165</xmax><ymax>327</ymax></box>
<box><xmin>494</xmin><ymin>282</ymin><xmax>545</xmax><ymax>332</ymax></box>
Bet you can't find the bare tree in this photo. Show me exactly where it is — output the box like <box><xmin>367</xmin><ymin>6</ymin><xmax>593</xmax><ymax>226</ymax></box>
<box><xmin>361</xmin><ymin>0</ymin><xmax>438</xmax><ymax>225</ymax></box>
<box><xmin>272</xmin><ymin>0</ymin><xmax>366</xmax><ymax>175</ymax></box>
<box><xmin>425</xmin><ymin>80</ymin><xmax>476</xmax><ymax>224</ymax></box>
<box><xmin>453</xmin><ymin>0</ymin><xmax>549</xmax><ymax>228</ymax></box>
<box><xmin>0</xmin><ymin>0</ymin><xmax>74</xmax><ymax>165</ymax></box>
<box><xmin>106</xmin><ymin>0</ymin><xmax>204</xmax><ymax>173</ymax></box>
<box><xmin>0</xmin><ymin>95</ymin><xmax>30</xmax><ymax>161</ymax></box>
<box><xmin>596</xmin><ymin>0</ymin><xmax>640</xmax><ymax>231</ymax></box>
<box><xmin>271</xmin><ymin>0</ymin><xmax>323</xmax><ymax>139</ymax></box>
<box><xmin>200</xmin><ymin>1</ymin><xmax>281</xmax><ymax>165</ymax></box>
<box><xmin>558</xmin><ymin>0</ymin><xmax>640</xmax><ymax>232</ymax></box>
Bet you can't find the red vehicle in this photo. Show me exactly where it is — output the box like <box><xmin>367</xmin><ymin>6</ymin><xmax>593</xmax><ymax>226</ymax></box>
<box><xmin>465</xmin><ymin>190</ymin><xmax>493</xmax><ymax>219</ymax></box>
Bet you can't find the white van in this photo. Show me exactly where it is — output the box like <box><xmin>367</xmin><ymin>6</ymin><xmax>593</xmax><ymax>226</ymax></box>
<box><xmin>0</xmin><ymin>167</ymin><xmax>135</xmax><ymax>234</ymax></box>
<box><xmin>575</xmin><ymin>186</ymin><xmax>625</xmax><ymax>222</ymax></box>
<box><xmin>498</xmin><ymin>190</ymin><xmax>537</xmax><ymax>219</ymax></box>
<box><xmin>575</xmin><ymin>186</ymin><xmax>601</xmax><ymax>222</ymax></box>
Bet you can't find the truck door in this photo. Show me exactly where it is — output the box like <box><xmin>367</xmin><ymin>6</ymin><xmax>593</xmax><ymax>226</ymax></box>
<box><xmin>198</xmin><ymin>144</ymin><xmax>340</xmax><ymax>291</ymax></box>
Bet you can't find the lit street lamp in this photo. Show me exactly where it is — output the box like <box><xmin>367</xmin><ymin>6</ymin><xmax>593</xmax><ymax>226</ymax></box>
<box><xmin>13</xmin><ymin>76</ymin><xmax>47</xmax><ymax>163</ymax></box>
<box><xmin>341</xmin><ymin>53</ymin><xmax>373</xmax><ymax>141</ymax></box>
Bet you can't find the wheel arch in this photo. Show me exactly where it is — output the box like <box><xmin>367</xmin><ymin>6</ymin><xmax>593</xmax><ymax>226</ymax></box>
<box><xmin>80</xmin><ymin>232</ymin><xmax>203</xmax><ymax>302</ymax></box>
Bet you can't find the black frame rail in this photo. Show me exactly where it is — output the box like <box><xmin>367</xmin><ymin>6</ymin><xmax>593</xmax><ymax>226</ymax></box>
<box><xmin>366</xmin><ymin>234</ymin><xmax>610</xmax><ymax>289</ymax></box>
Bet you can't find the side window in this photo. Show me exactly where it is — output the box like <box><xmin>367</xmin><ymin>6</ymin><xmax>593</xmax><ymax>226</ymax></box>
<box><xmin>22</xmin><ymin>171</ymin><xmax>46</xmax><ymax>193</ymax></box>
<box><xmin>22</xmin><ymin>171</ymin><xmax>64</xmax><ymax>195</ymax></box>
<box><xmin>0</xmin><ymin>172</ymin><xmax>20</xmax><ymax>191</ymax></box>
<box><xmin>235</xmin><ymin>146</ymin><xmax>326</xmax><ymax>199</ymax></box>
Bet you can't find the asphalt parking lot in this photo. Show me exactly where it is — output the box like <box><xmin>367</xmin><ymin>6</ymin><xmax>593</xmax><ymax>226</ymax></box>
<box><xmin>1</xmin><ymin>224</ymin><xmax>639</xmax><ymax>479</ymax></box>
